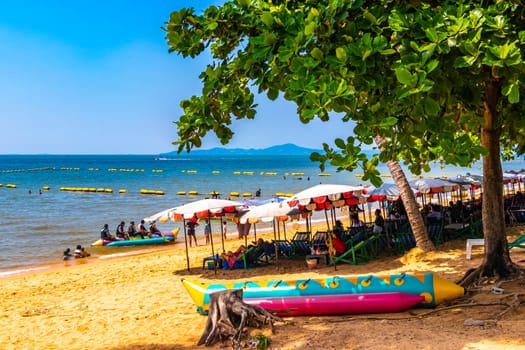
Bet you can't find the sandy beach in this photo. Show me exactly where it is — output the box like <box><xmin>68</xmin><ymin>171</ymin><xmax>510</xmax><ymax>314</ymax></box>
<box><xmin>1</xmin><ymin>226</ymin><xmax>525</xmax><ymax>350</ymax></box>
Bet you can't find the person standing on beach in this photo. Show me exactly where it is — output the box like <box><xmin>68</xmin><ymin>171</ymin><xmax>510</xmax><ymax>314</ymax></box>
<box><xmin>204</xmin><ymin>218</ymin><xmax>211</xmax><ymax>244</ymax></box>
<box><xmin>186</xmin><ymin>216</ymin><xmax>199</xmax><ymax>247</ymax></box>
<box><xmin>222</xmin><ymin>220</ymin><xmax>228</xmax><ymax>240</ymax></box>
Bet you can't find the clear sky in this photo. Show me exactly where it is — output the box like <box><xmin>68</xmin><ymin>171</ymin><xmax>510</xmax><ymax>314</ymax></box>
<box><xmin>0</xmin><ymin>1</ymin><xmax>352</xmax><ymax>155</ymax></box>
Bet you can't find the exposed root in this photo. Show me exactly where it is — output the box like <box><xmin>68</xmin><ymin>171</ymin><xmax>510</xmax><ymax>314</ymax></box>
<box><xmin>198</xmin><ymin>289</ymin><xmax>282</xmax><ymax>348</ymax></box>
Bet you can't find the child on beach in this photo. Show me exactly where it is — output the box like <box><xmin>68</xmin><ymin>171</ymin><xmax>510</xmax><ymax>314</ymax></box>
<box><xmin>63</xmin><ymin>248</ymin><xmax>73</xmax><ymax>260</ymax></box>
<box><xmin>204</xmin><ymin>219</ymin><xmax>211</xmax><ymax>244</ymax></box>
<box><xmin>222</xmin><ymin>220</ymin><xmax>227</xmax><ymax>240</ymax></box>
<box><xmin>74</xmin><ymin>245</ymin><xmax>90</xmax><ymax>258</ymax></box>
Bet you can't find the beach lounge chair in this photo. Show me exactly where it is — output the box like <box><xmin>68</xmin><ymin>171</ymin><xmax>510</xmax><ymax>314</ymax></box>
<box><xmin>427</xmin><ymin>222</ymin><xmax>444</xmax><ymax>245</ymax></box>
<box><xmin>329</xmin><ymin>233</ymin><xmax>381</xmax><ymax>266</ymax></box>
<box><xmin>509</xmin><ymin>233</ymin><xmax>525</xmax><ymax>250</ymax></box>
<box><xmin>291</xmin><ymin>231</ymin><xmax>311</xmax><ymax>255</ymax></box>
<box><xmin>273</xmin><ymin>239</ymin><xmax>295</xmax><ymax>257</ymax></box>
<box><xmin>311</xmin><ymin>231</ymin><xmax>329</xmax><ymax>252</ymax></box>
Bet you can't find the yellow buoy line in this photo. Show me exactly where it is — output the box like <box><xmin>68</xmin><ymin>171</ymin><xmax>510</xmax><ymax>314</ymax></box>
<box><xmin>4</xmin><ymin>184</ymin><xmax>307</xmax><ymax>198</ymax></box>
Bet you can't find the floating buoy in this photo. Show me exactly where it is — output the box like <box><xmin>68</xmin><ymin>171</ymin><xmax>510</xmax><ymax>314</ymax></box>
<box><xmin>233</xmin><ymin>171</ymin><xmax>241</xmax><ymax>175</ymax></box>
<box><xmin>212</xmin><ymin>171</ymin><xmax>220</xmax><ymax>174</ymax></box>
<box><xmin>96</xmin><ymin>188</ymin><xmax>105</xmax><ymax>192</ymax></box>
<box><xmin>42</xmin><ymin>186</ymin><xmax>50</xmax><ymax>190</ymax></box>
<box><xmin>104</xmin><ymin>189</ymin><xmax>113</xmax><ymax>193</ymax></box>
<box><xmin>140</xmin><ymin>189</ymin><xmax>164</xmax><ymax>195</ymax></box>
<box><xmin>242</xmin><ymin>192</ymin><xmax>252</xmax><ymax>197</ymax></box>
<box><xmin>275</xmin><ymin>192</ymin><xmax>286</xmax><ymax>197</ymax></box>
<box><xmin>230</xmin><ymin>192</ymin><xmax>240</xmax><ymax>197</ymax></box>
<box><xmin>188</xmin><ymin>190</ymin><xmax>199</xmax><ymax>195</ymax></box>
<box><xmin>318</xmin><ymin>173</ymin><xmax>332</xmax><ymax>177</ymax></box>
<box><xmin>284</xmin><ymin>193</ymin><xmax>294</xmax><ymax>197</ymax></box>
<box><xmin>187</xmin><ymin>170</ymin><xmax>197</xmax><ymax>174</ymax></box>
<box><xmin>243</xmin><ymin>171</ymin><xmax>254</xmax><ymax>175</ymax></box>
<box><xmin>0</xmin><ymin>184</ymin><xmax>3</xmax><ymax>187</ymax></box>
<box><xmin>6</xmin><ymin>184</ymin><xmax>16</xmax><ymax>188</ymax></box>
<box><xmin>291</xmin><ymin>172</ymin><xmax>305</xmax><ymax>176</ymax></box>
<box><xmin>152</xmin><ymin>169</ymin><xmax>164</xmax><ymax>173</ymax></box>
<box><xmin>177</xmin><ymin>191</ymin><xmax>187</xmax><ymax>195</ymax></box>
<box><xmin>118</xmin><ymin>189</ymin><xmax>127</xmax><ymax>194</ymax></box>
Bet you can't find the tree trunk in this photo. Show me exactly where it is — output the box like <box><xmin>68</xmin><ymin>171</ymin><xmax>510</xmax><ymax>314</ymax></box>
<box><xmin>478</xmin><ymin>79</ymin><xmax>517</xmax><ymax>278</ymax></box>
<box><xmin>198</xmin><ymin>289</ymin><xmax>282</xmax><ymax>349</ymax></box>
<box><xmin>375</xmin><ymin>136</ymin><xmax>435</xmax><ymax>251</ymax></box>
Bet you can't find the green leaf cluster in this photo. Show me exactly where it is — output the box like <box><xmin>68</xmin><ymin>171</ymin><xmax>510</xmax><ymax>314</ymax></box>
<box><xmin>165</xmin><ymin>0</ymin><xmax>525</xmax><ymax>180</ymax></box>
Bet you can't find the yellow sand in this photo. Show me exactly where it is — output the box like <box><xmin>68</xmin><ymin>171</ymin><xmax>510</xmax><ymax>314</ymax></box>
<box><xmin>1</xmin><ymin>227</ymin><xmax>524</xmax><ymax>350</ymax></box>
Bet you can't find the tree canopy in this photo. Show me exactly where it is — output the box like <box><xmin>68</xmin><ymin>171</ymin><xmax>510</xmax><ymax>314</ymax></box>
<box><xmin>165</xmin><ymin>0</ymin><xmax>525</xmax><ymax>279</ymax></box>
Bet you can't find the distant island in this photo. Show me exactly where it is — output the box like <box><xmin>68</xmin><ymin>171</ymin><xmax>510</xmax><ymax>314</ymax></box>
<box><xmin>159</xmin><ymin>143</ymin><xmax>321</xmax><ymax>157</ymax></box>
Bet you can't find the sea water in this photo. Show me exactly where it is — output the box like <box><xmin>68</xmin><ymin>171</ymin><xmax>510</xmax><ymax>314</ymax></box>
<box><xmin>0</xmin><ymin>153</ymin><xmax>522</xmax><ymax>273</ymax></box>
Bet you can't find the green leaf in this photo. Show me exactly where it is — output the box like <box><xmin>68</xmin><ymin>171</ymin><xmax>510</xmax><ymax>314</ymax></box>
<box><xmin>380</xmin><ymin>49</ymin><xmax>396</xmax><ymax>55</ymax></box>
<box><xmin>267</xmin><ymin>89</ymin><xmax>279</xmax><ymax>101</ymax></box>
<box><xmin>395</xmin><ymin>68</ymin><xmax>415</xmax><ymax>87</ymax></box>
<box><xmin>423</xmin><ymin>97</ymin><xmax>440</xmax><ymax>116</ymax></box>
<box><xmin>238</xmin><ymin>0</ymin><xmax>250</xmax><ymax>8</ymax></box>
<box><xmin>261</xmin><ymin>12</ymin><xmax>273</xmax><ymax>27</ymax></box>
<box><xmin>426</xmin><ymin>59</ymin><xmax>439</xmax><ymax>73</ymax></box>
<box><xmin>336</xmin><ymin>47</ymin><xmax>347</xmax><ymax>61</ymax></box>
<box><xmin>311</xmin><ymin>47</ymin><xmax>324</xmax><ymax>60</ymax></box>
<box><xmin>503</xmin><ymin>82</ymin><xmax>520</xmax><ymax>103</ymax></box>
<box><xmin>305</xmin><ymin>22</ymin><xmax>316</xmax><ymax>35</ymax></box>
<box><xmin>424</xmin><ymin>28</ymin><xmax>438</xmax><ymax>42</ymax></box>
<box><xmin>380</xmin><ymin>117</ymin><xmax>398</xmax><ymax>127</ymax></box>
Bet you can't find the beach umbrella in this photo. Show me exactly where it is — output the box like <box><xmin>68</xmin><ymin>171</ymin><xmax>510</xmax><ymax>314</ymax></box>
<box><xmin>287</xmin><ymin>183</ymin><xmax>365</xmax><ymax>232</ymax></box>
<box><xmin>366</xmin><ymin>183</ymin><xmax>418</xmax><ymax>203</ymax></box>
<box><xmin>146</xmin><ymin>198</ymin><xmax>246</xmax><ymax>272</ymax></box>
<box><xmin>173</xmin><ymin>198</ymin><xmax>246</xmax><ymax>271</ymax></box>
<box><xmin>143</xmin><ymin>206</ymin><xmax>178</xmax><ymax>223</ymax></box>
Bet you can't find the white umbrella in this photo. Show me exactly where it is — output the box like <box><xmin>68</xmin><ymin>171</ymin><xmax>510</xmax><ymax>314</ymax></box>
<box><xmin>172</xmin><ymin>198</ymin><xmax>246</xmax><ymax>219</ymax></box>
<box><xmin>408</xmin><ymin>178</ymin><xmax>459</xmax><ymax>194</ymax></box>
<box><xmin>239</xmin><ymin>201</ymin><xmax>292</xmax><ymax>224</ymax></box>
<box><xmin>287</xmin><ymin>183</ymin><xmax>365</xmax><ymax>204</ymax></box>
<box><xmin>175</xmin><ymin>198</ymin><xmax>247</xmax><ymax>271</ymax></box>
<box><xmin>143</xmin><ymin>207</ymin><xmax>177</xmax><ymax>223</ymax></box>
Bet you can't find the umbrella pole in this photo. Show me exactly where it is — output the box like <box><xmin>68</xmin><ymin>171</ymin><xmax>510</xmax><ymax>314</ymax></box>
<box><xmin>283</xmin><ymin>221</ymin><xmax>287</xmax><ymax>241</ymax></box>
<box><xmin>208</xmin><ymin>216</ymin><xmax>217</xmax><ymax>274</ymax></box>
<box><xmin>253</xmin><ymin>224</ymin><xmax>257</xmax><ymax>241</ymax></box>
<box><xmin>208</xmin><ymin>216</ymin><xmax>215</xmax><ymax>258</ymax></box>
<box><xmin>220</xmin><ymin>217</ymin><xmax>225</xmax><ymax>253</ymax></box>
<box><xmin>273</xmin><ymin>225</ymin><xmax>279</xmax><ymax>269</ymax></box>
<box><xmin>182</xmin><ymin>219</ymin><xmax>190</xmax><ymax>272</ymax></box>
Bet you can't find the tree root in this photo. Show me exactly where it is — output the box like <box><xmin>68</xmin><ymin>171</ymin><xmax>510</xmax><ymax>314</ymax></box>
<box><xmin>198</xmin><ymin>289</ymin><xmax>283</xmax><ymax>349</ymax></box>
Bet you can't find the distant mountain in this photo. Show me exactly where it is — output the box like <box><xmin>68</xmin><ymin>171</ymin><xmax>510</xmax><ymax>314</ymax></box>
<box><xmin>160</xmin><ymin>143</ymin><xmax>321</xmax><ymax>157</ymax></box>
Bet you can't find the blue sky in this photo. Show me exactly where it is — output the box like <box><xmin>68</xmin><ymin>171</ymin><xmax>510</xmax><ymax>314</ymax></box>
<box><xmin>0</xmin><ymin>1</ymin><xmax>352</xmax><ymax>155</ymax></box>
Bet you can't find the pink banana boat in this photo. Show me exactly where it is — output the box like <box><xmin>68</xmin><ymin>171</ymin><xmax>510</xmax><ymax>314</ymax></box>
<box><xmin>244</xmin><ymin>292</ymin><xmax>425</xmax><ymax>316</ymax></box>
